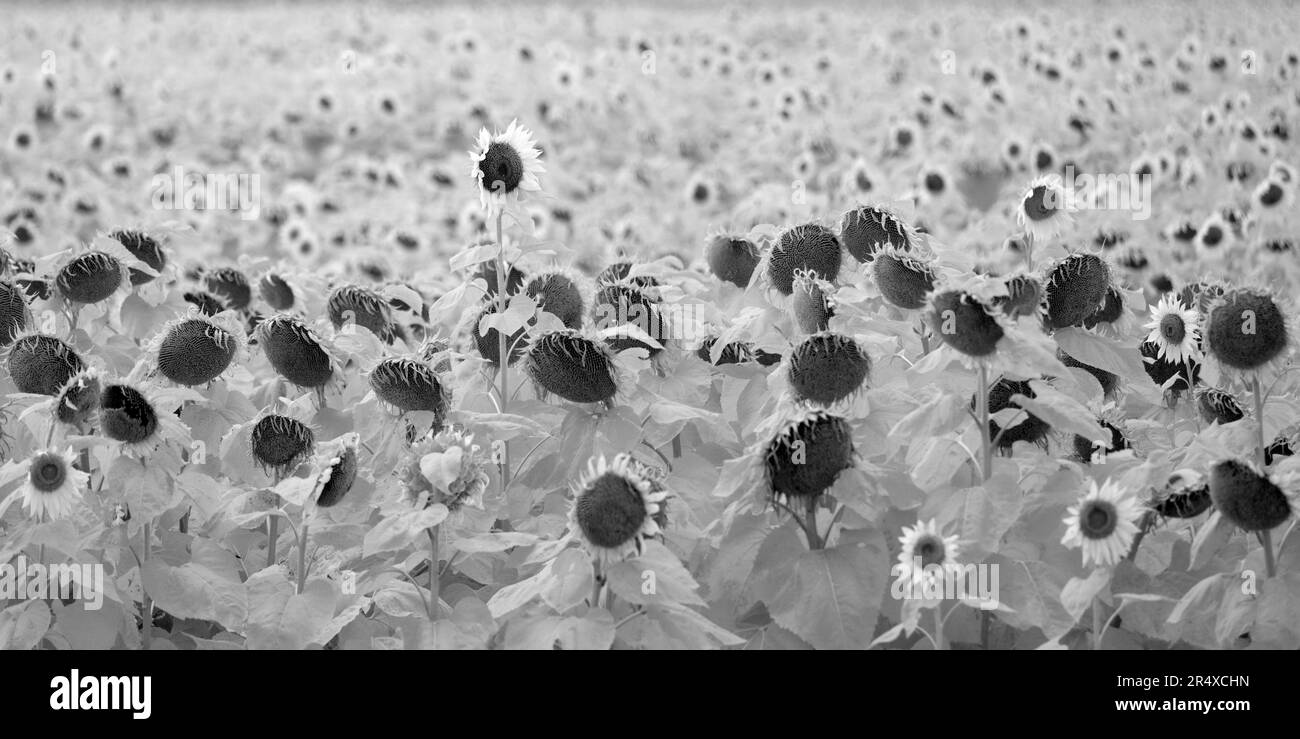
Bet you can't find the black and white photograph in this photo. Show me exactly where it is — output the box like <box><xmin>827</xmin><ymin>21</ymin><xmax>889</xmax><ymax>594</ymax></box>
<box><xmin>0</xmin><ymin>0</ymin><xmax>1296</xmax><ymax>717</ymax></box>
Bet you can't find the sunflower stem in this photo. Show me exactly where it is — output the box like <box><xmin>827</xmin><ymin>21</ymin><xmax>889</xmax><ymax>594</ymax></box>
<box><xmin>804</xmin><ymin>496</ymin><xmax>823</xmax><ymax>550</ymax></box>
<box><xmin>296</xmin><ymin>522</ymin><xmax>309</xmax><ymax>594</ymax></box>
<box><xmin>1092</xmin><ymin>599</ymin><xmax>1104</xmax><ymax>650</ymax></box>
<box><xmin>590</xmin><ymin>561</ymin><xmax>604</xmax><ymax>608</ymax></box>
<box><xmin>932</xmin><ymin>605</ymin><xmax>945</xmax><ymax>650</ymax></box>
<box><xmin>267</xmin><ymin>516</ymin><xmax>278</xmax><ymax>569</ymax></box>
<box><xmin>141</xmin><ymin>522</ymin><xmax>152</xmax><ymax>650</ymax></box>
<box><xmin>1260</xmin><ymin>530</ymin><xmax>1276</xmax><ymax>578</ymax></box>
<box><xmin>1252</xmin><ymin>373</ymin><xmax>1267</xmax><ymax>471</ymax></box>
<box><xmin>494</xmin><ymin>210</ymin><xmax>512</xmax><ymax>492</ymax></box>
<box><xmin>976</xmin><ymin>364</ymin><xmax>992</xmax><ymax>482</ymax></box>
<box><xmin>426</xmin><ymin>525</ymin><xmax>440</xmax><ymax>618</ymax></box>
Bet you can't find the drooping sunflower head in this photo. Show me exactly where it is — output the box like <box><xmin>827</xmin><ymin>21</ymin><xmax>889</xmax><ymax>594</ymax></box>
<box><xmin>6</xmin><ymin>333</ymin><xmax>86</xmax><ymax>396</ymax></box>
<box><xmin>54</xmin><ymin>369</ymin><xmax>102</xmax><ymax>427</ymax></box>
<box><xmin>255</xmin><ymin>314</ymin><xmax>335</xmax><ymax>389</ymax></box>
<box><xmin>99</xmin><ymin>383</ymin><xmax>159</xmax><ymax>445</ymax></box>
<box><xmin>704</xmin><ymin>234</ymin><xmax>760</xmax><ymax>288</ymax></box>
<box><xmin>1196</xmin><ymin>387</ymin><xmax>1244</xmax><ymax>425</ymax></box>
<box><xmin>258</xmin><ymin>272</ymin><xmax>296</xmax><ymax>311</ymax></box>
<box><xmin>995</xmin><ymin>273</ymin><xmax>1047</xmax><ymax>320</ymax></box>
<box><xmin>1044</xmin><ymin>253</ymin><xmax>1111</xmax><ymax>329</ymax></box>
<box><xmin>791</xmin><ymin>269</ymin><xmax>835</xmax><ymax>334</ymax></box>
<box><xmin>787</xmin><ymin>331</ymin><xmax>870</xmax><ymax>406</ymax></box>
<box><xmin>1073</xmin><ymin>420</ymin><xmax>1131</xmax><ymax>463</ymax></box>
<box><xmin>55</xmin><ymin>250</ymin><xmax>123</xmax><ymax>305</ymax></box>
<box><xmin>109</xmin><ymin>230</ymin><xmax>166</xmax><ymax>285</ymax></box>
<box><xmin>873</xmin><ymin>246</ymin><xmax>937</xmax><ymax>311</ymax></box>
<box><xmin>976</xmin><ymin>378</ymin><xmax>1052</xmax><ymax>450</ymax></box>
<box><xmin>839</xmin><ymin>204</ymin><xmax>914</xmax><ymax>263</ymax></box>
<box><xmin>767</xmin><ymin>223</ymin><xmax>842</xmax><ymax>295</ymax></box>
<box><xmin>250</xmin><ymin>414</ymin><xmax>316</xmax><ymax>474</ymax></box>
<box><xmin>763</xmin><ymin>410</ymin><xmax>856</xmax><ymax>503</ymax></box>
<box><xmin>1204</xmin><ymin>287</ymin><xmax>1289</xmax><ymax>371</ymax></box>
<box><xmin>929</xmin><ymin>289</ymin><xmax>1005</xmax><ymax>358</ymax></box>
<box><xmin>1209</xmin><ymin>458</ymin><xmax>1295</xmax><ymax>532</ymax></box>
<box><xmin>154</xmin><ymin>313</ymin><xmax>243</xmax><ymax>387</ymax></box>
<box><xmin>570</xmin><ymin>454</ymin><xmax>669</xmax><ymax>566</ymax></box>
<box><xmin>204</xmin><ymin>267</ymin><xmax>253</xmax><ymax>311</ymax></box>
<box><xmin>328</xmin><ymin>284</ymin><xmax>398</xmax><ymax>343</ymax></box>
<box><xmin>524</xmin><ymin>269</ymin><xmax>586</xmax><ymax>330</ymax></box>
<box><xmin>471</xmin><ymin>297</ymin><xmax>531</xmax><ymax>367</ymax></box>
<box><xmin>369</xmin><ymin>357</ymin><xmax>450</xmax><ymax>422</ymax></box>
<box><xmin>525</xmin><ymin>328</ymin><xmax>619</xmax><ymax>405</ymax></box>
<box><xmin>0</xmin><ymin>279</ymin><xmax>30</xmax><ymax>347</ymax></box>
<box><xmin>314</xmin><ymin>437</ymin><xmax>360</xmax><ymax>509</ymax></box>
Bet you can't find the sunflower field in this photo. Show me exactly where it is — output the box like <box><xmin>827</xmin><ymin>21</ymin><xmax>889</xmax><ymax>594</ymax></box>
<box><xmin>1</xmin><ymin>1</ymin><xmax>1298</xmax><ymax>652</ymax></box>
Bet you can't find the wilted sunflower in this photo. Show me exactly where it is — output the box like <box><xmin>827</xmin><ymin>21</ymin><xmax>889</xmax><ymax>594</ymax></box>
<box><xmin>148</xmin><ymin>311</ymin><xmax>246</xmax><ymax>387</ymax></box>
<box><xmin>569</xmin><ymin>454</ymin><xmax>669</xmax><ymax>567</ymax></box>
<box><xmin>98</xmin><ymin>382</ymin><xmax>190</xmax><ymax>458</ymax></box>
<box><xmin>468</xmin><ymin>119</ymin><xmax>545</xmax><ymax>216</ymax></box>
<box><xmin>249</xmin><ymin>414</ymin><xmax>316</xmax><ymax>476</ymax></box>
<box><xmin>312</xmin><ymin>434</ymin><xmax>360</xmax><ymax>509</ymax></box>
<box><xmin>1208</xmin><ymin>458</ymin><xmax>1297</xmax><ymax>532</ymax></box>
<box><xmin>1203</xmin><ymin>287</ymin><xmax>1289</xmax><ymax>373</ymax></box>
<box><xmin>1061</xmin><ymin>478</ymin><xmax>1144</xmax><ymax>568</ymax></box>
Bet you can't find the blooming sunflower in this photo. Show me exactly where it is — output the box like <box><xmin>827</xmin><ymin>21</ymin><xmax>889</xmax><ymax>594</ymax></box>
<box><xmin>568</xmin><ymin>454</ymin><xmax>669</xmax><ymax>567</ymax></box>
<box><xmin>0</xmin><ymin>448</ymin><xmax>87</xmax><ymax>521</ymax></box>
<box><xmin>1143</xmin><ymin>294</ymin><xmax>1201</xmax><ymax>364</ymax></box>
<box><xmin>896</xmin><ymin>518</ymin><xmax>961</xmax><ymax>588</ymax></box>
<box><xmin>468</xmin><ymin>119</ymin><xmax>545</xmax><ymax>216</ymax></box>
<box><xmin>1016</xmin><ymin>174</ymin><xmax>1073</xmax><ymax>243</ymax></box>
<box><xmin>1061</xmin><ymin>478</ymin><xmax>1144</xmax><ymax>568</ymax></box>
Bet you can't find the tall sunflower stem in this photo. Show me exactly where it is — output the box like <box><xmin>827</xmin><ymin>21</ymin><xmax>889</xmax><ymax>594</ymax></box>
<box><xmin>1252</xmin><ymin>374</ymin><xmax>1267</xmax><ymax>471</ymax></box>
<box><xmin>1260</xmin><ymin>530</ymin><xmax>1276</xmax><ymax>578</ymax></box>
<box><xmin>590</xmin><ymin>561</ymin><xmax>604</xmax><ymax>609</ymax></box>
<box><xmin>296</xmin><ymin>522</ymin><xmax>310</xmax><ymax>594</ymax></box>
<box><xmin>804</xmin><ymin>496</ymin><xmax>824</xmax><ymax>550</ymax></box>
<box><xmin>140</xmin><ymin>522</ymin><xmax>152</xmax><ymax>650</ymax></box>
<box><xmin>266</xmin><ymin>516</ymin><xmax>278</xmax><ymax>568</ymax></box>
<box><xmin>494</xmin><ymin>210</ymin><xmax>512</xmax><ymax>491</ymax></box>
<box><xmin>1092</xmin><ymin>599</ymin><xmax>1104</xmax><ymax>650</ymax></box>
<box><xmin>977</xmin><ymin>364</ymin><xmax>992</xmax><ymax>482</ymax></box>
<box><xmin>932</xmin><ymin>605</ymin><xmax>945</xmax><ymax>650</ymax></box>
<box><xmin>427</xmin><ymin>525</ymin><xmax>440</xmax><ymax>618</ymax></box>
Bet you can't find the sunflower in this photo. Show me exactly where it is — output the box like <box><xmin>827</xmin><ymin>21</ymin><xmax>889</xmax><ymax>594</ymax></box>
<box><xmin>896</xmin><ymin>518</ymin><xmax>961</xmax><ymax>588</ymax></box>
<box><xmin>1016</xmin><ymin>174</ymin><xmax>1073</xmax><ymax>243</ymax></box>
<box><xmin>468</xmin><ymin>119</ymin><xmax>545</xmax><ymax>216</ymax></box>
<box><xmin>0</xmin><ymin>448</ymin><xmax>88</xmax><ymax>521</ymax></box>
<box><xmin>98</xmin><ymin>381</ymin><xmax>192</xmax><ymax>459</ymax></box>
<box><xmin>1061</xmin><ymin>478</ymin><xmax>1144</xmax><ymax>568</ymax></box>
<box><xmin>568</xmin><ymin>454</ymin><xmax>669</xmax><ymax>567</ymax></box>
<box><xmin>402</xmin><ymin>428</ymin><xmax>491</xmax><ymax>515</ymax></box>
<box><xmin>1143</xmin><ymin>294</ymin><xmax>1201</xmax><ymax>365</ymax></box>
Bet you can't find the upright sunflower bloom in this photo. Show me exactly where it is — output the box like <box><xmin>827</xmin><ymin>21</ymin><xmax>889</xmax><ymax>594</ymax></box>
<box><xmin>1143</xmin><ymin>294</ymin><xmax>1201</xmax><ymax>364</ymax></box>
<box><xmin>468</xmin><ymin>119</ymin><xmax>545</xmax><ymax>215</ymax></box>
<box><xmin>569</xmin><ymin>455</ymin><xmax>669</xmax><ymax>566</ymax></box>
<box><xmin>0</xmin><ymin>448</ymin><xmax>88</xmax><ymax>521</ymax></box>
<box><xmin>1061</xmin><ymin>478</ymin><xmax>1144</xmax><ymax>568</ymax></box>
<box><xmin>1016</xmin><ymin>174</ymin><xmax>1073</xmax><ymax>243</ymax></box>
